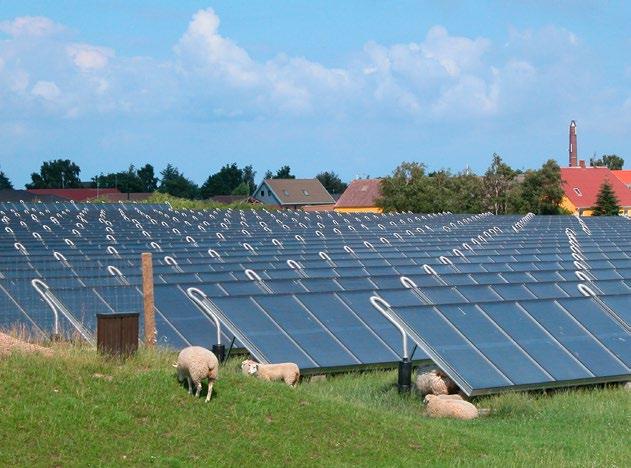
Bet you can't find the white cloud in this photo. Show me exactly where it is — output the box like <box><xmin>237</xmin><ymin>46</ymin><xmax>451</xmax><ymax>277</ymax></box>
<box><xmin>67</xmin><ymin>44</ymin><xmax>114</xmax><ymax>71</ymax></box>
<box><xmin>31</xmin><ymin>80</ymin><xmax>60</xmax><ymax>100</ymax></box>
<box><xmin>0</xmin><ymin>9</ymin><xmax>622</xmax><ymax>126</ymax></box>
<box><xmin>0</xmin><ymin>16</ymin><xmax>64</xmax><ymax>37</ymax></box>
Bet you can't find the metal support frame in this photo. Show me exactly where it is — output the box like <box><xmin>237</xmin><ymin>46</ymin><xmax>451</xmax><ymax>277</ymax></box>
<box><xmin>370</xmin><ymin>296</ymin><xmax>411</xmax><ymax>393</ymax></box>
<box><xmin>186</xmin><ymin>287</ymin><xmax>222</xmax><ymax>347</ymax></box>
<box><xmin>31</xmin><ymin>279</ymin><xmax>95</xmax><ymax>345</ymax></box>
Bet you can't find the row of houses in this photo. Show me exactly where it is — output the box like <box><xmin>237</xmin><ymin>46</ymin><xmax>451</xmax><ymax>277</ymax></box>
<box><xmin>3</xmin><ymin>167</ymin><xmax>630</xmax><ymax>216</ymax></box>
<box><xmin>253</xmin><ymin>178</ymin><xmax>383</xmax><ymax>212</ymax></box>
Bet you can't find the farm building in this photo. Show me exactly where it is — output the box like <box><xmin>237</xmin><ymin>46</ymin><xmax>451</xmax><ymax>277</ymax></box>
<box><xmin>253</xmin><ymin>178</ymin><xmax>335</xmax><ymax>209</ymax></box>
<box><xmin>334</xmin><ymin>179</ymin><xmax>383</xmax><ymax>213</ymax></box>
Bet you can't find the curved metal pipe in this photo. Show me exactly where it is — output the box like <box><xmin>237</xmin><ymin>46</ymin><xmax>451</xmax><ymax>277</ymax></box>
<box><xmin>400</xmin><ymin>276</ymin><xmax>418</xmax><ymax>289</ymax></box>
<box><xmin>186</xmin><ymin>287</ymin><xmax>222</xmax><ymax>345</ymax></box>
<box><xmin>31</xmin><ymin>279</ymin><xmax>59</xmax><ymax>336</ymax></box>
<box><xmin>370</xmin><ymin>296</ymin><xmax>408</xmax><ymax>359</ymax></box>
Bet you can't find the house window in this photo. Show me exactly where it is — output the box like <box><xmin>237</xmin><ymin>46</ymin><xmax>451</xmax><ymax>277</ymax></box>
<box><xmin>573</xmin><ymin>188</ymin><xmax>582</xmax><ymax>196</ymax></box>
<box><xmin>283</xmin><ymin>190</ymin><xmax>289</xmax><ymax>196</ymax></box>
<box><xmin>302</xmin><ymin>189</ymin><xmax>310</xmax><ymax>196</ymax></box>
<box><xmin>261</xmin><ymin>190</ymin><xmax>266</xmax><ymax>196</ymax></box>
<box><xmin>360</xmin><ymin>185</ymin><xmax>369</xmax><ymax>192</ymax></box>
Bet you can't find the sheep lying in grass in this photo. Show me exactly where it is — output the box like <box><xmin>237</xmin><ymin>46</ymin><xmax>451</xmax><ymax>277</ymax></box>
<box><xmin>173</xmin><ymin>346</ymin><xmax>218</xmax><ymax>402</ymax></box>
<box><xmin>241</xmin><ymin>359</ymin><xmax>300</xmax><ymax>387</ymax></box>
<box><xmin>415</xmin><ymin>369</ymin><xmax>458</xmax><ymax>396</ymax></box>
<box><xmin>424</xmin><ymin>394</ymin><xmax>479</xmax><ymax>420</ymax></box>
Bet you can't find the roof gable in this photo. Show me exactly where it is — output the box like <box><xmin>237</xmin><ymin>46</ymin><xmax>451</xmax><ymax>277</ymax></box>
<box><xmin>261</xmin><ymin>179</ymin><xmax>335</xmax><ymax>205</ymax></box>
<box><xmin>561</xmin><ymin>167</ymin><xmax>631</xmax><ymax>209</ymax></box>
<box><xmin>612</xmin><ymin>170</ymin><xmax>631</xmax><ymax>186</ymax></box>
<box><xmin>335</xmin><ymin>179</ymin><xmax>382</xmax><ymax>208</ymax></box>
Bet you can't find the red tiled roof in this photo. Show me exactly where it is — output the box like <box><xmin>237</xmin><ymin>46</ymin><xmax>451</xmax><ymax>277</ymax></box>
<box><xmin>335</xmin><ymin>179</ymin><xmax>382</xmax><ymax>208</ymax></box>
<box><xmin>27</xmin><ymin>188</ymin><xmax>120</xmax><ymax>202</ymax></box>
<box><xmin>612</xmin><ymin>170</ymin><xmax>631</xmax><ymax>186</ymax></box>
<box><xmin>561</xmin><ymin>167</ymin><xmax>631</xmax><ymax>209</ymax></box>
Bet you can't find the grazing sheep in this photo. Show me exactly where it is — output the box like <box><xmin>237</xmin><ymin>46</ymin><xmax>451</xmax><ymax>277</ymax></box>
<box><xmin>241</xmin><ymin>359</ymin><xmax>300</xmax><ymax>387</ymax></box>
<box><xmin>173</xmin><ymin>346</ymin><xmax>218</xmax><ymax>402</ymax></box>
<box><xmin>424</xmin><ymin>394</ymin><xmax>479</xmax><ymax>420</ymax></box>
<box><xmin>415</xmin><ymin>369</ymin><xmax>458</xmax><ymax>396</ymax></box>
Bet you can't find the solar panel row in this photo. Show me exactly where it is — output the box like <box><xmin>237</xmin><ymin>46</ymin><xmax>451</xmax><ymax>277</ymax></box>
<box><xmin>0</xmin><ymin>201</ymin><xmax>629</xmax><ymax>395</ymax></box>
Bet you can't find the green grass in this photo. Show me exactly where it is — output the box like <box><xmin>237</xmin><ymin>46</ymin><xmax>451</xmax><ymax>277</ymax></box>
<box><xmin>0</xmin><ymin>345</ymin><xmax>629</xmax><ymax>467</ymax></box>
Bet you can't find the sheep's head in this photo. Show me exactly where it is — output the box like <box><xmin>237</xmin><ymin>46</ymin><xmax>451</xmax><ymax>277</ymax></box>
<box><xmin>241</xmin><ymin>360</ymin><xmax>259</xmax><ymax>375</ymax></box>
<box><xmin>247</xmin><ymin>363</ymin><xmax>259</xmax><ymax>375</ymax></box>
<box><xmin>424</xmin><ymin>394</ymin><xmax>437</xmax><ymax>404</ymax></box>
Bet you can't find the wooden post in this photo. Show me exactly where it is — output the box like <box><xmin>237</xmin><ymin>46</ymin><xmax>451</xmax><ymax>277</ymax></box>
<box><xmin>141</xmin><ymin>252</ymin><xmax>156</xmax><ymax>346</ymax></box>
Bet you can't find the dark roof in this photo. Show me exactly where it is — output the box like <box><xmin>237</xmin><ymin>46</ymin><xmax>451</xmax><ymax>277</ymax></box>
<box><xmin>561</xmin><ymin>167</ymin><xmax>631</xmax><ymax>209</ymax></box>
<box><xmin>0</xmin><ymin>189</ymin><xmax>66</xmax><ymax>203</ymax></box>
<box><xmin>261</xmin><ymin>179</ymin><xmax>335</xmax><ymax>205</ymax></box>
<box><xmin>335</xmin><ymin>179</ymin><xmax>382</xmax><ymax>208</ymax></box>
<box><xmin>27</xmin><ymin>188</ymin><xmax>120</xmax><ymax>202</ymax></box>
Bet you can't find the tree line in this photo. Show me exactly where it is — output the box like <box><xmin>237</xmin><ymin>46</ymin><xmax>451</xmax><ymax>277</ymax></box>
<box><xmin>0</xmin><ymin>153</ymin><xmax>625</xmax><ymax>215</ymax></box>
<box><xmin>377</xmin><ymin>153</ymin><xmax>624</xmax><ymax>215</ymax></box>
<box><xmin>0</xmin><ymin>159</ymin><xmax>348</xmax><ymax>199</ymax></box>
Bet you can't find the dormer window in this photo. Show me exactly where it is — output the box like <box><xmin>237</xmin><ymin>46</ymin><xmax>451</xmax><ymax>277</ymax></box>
<box><xmin>573</xmin><ymin>187</ymin><xmax>582</xmax><ymax>196</ymax></box>
<box><xmin>283</xmin><ymin>190</ymin><xmax>289</xmax><ymax>196</ymax></box>
<box><xmin>302</xmin><ymin>189</ymin><xmax>310</xmax><ymax>196</ymax></box>
<box><xmin>360</xmin><ymin>185</ymin><xmax>369</xmax><ymax>192</ymax></box>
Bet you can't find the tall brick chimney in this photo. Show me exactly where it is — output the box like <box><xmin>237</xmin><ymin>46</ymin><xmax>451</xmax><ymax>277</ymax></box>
<box><xmin>569</xmin><ymin>120</ymin><xmax>578</xmax><ymax>167</ymax></box>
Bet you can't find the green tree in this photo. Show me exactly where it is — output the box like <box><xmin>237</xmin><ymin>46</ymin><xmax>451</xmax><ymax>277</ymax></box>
<box><xmin>482</xmin><ymin>153</ymin><xmax>516</xmax><ymax>215</ymax></box>
<box><xmin>137</xmin><ymin>164</ymin><xmax>158</xmax><ymax>192</ymax></box>
<box><xmin>316</xmin><ymin>171</ymin><xmax>348</xmax><ymax>195</ymax></box>
<box><xmin>0</xmin><ymin>171</ymin><xmax>13</xmax><ymax>189</ymax></box>
<box><xmin>520</xmin><ymin>159</ymin><xmax>564</xmax><ymax>214</ymax></box>
<box><xmin>231</xmin><ymin>181</ymin><xmax>251</xmax><ymax>196</ymax></box>
<box><xmin>200</xmin><ymin>163</ymin><xmax>244</xmax><ymax>198</ymax></box>
<box><xmin>264</xmin><ymin>170</ymin><xmax>273</xmax><ymax>179</ymax></box>
<box><xmin>26</xmin><ymin>159</ymin><xmax>81</xmax><ymax>189</ymax></box>
<box><xmin>450</xmin><ymin>170</ymin><xmax>484</xmax><ymax>213</ymax></box>
<box><xmin>93</xmin><ymin>164</ymin><xmax>158</xmax><ymax>193</ymax></box>
<box><xmin>272</xmin><ymin>165</ymin><xmax>295</xmax><ymax>179</ymax></box>
<box><xmin>590</xmin><ymin>154</ymin><xmax>624</xmax><ymax>170</ymax></box>
<box><xmin>158</xmin><ymin>164</ymin><xmax>199</xmax><ymax>199</ymax></box>
<box><xmin>377</xmin><ymin>162</ymin><xmax>432</xmax><ymax>213</ymax></box>
<box><xmin>591</xmin><ymin>180</ymin><xmax>621</xmax><ymax>216</ymax></box>
<box><xmin>242</xmin><ymin>165</ymin><xmax>257</xmax><ymax>195</ymax></box>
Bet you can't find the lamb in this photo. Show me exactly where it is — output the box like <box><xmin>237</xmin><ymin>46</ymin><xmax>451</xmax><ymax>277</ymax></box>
<box><xmin>173</xmin><ymin>346</ymin><xmax>219</xmax><ymax>402</ymax></box>
<box><xmin>241</xmin><ymin>359</ymin><xmax>300</xmax><ymax>387</ymax></box>
<box><xmin>415</xmin><ymin>369</ymin><xmax>458</xmax><ymax>396</ymax></box>
<box><xmin>424</xmin><ymin>394</ymin><xmax>479</xmax><ymax>420</ymax></box>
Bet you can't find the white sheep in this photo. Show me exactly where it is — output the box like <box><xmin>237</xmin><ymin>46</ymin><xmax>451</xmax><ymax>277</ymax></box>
<box><xmin>241</xmin><ymin>359</ymin><xmax>300</xmax><ymax>387</ymax></box>
<box><xmin>424</xmin><ymin>394</ymin><xmax>479</xmax><ymax>420</ymax></box>
<box><xmin>173</xmin><ymin>346</ymin><xmax>219</xmax><ymax>402</ymax></box>
<box><xmin>415</xmin><ymin>369</ymin><xmax>458</xmax><ymax>396</ymax></box>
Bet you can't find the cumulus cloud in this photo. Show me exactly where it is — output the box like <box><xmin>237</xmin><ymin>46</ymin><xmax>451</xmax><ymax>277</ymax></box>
<box><xmin>67</xmin><ymin>44</ymin><xmax>114</xmax><ymax>71</ymax></box>
<box><xmin>0</xmin><ymin>8</ymin><xmax>621</xmax><ymax>125</ymax></box>
<box><xmin>0</xmin><ymin>16</ymin><xmax>64</xmax><ymax>37</ymax></box>
<box><xmin>31</xmin><ymin>80</ymin><xmax>60</xmax><ymax>100</ymax></box>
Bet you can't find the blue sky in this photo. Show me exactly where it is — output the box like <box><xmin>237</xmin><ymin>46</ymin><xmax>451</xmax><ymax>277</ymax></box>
<box><xmin>1</xmin><ymin>1</ymin><xmax>629</xmax><ymax>187</ymax></box>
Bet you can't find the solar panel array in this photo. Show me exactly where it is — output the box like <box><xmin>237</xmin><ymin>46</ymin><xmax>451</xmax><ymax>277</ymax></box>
<box><xmin>0</xmin><ymin>201</ymin><xmax>629</xmax><ymax>395</ymax></box>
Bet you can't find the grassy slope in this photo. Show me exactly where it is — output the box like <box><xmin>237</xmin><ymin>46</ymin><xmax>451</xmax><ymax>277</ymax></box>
<box><xmin>0</xmin><ymin>346</ymin><xmax>629</xmax><ymax>467</ymax></box>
